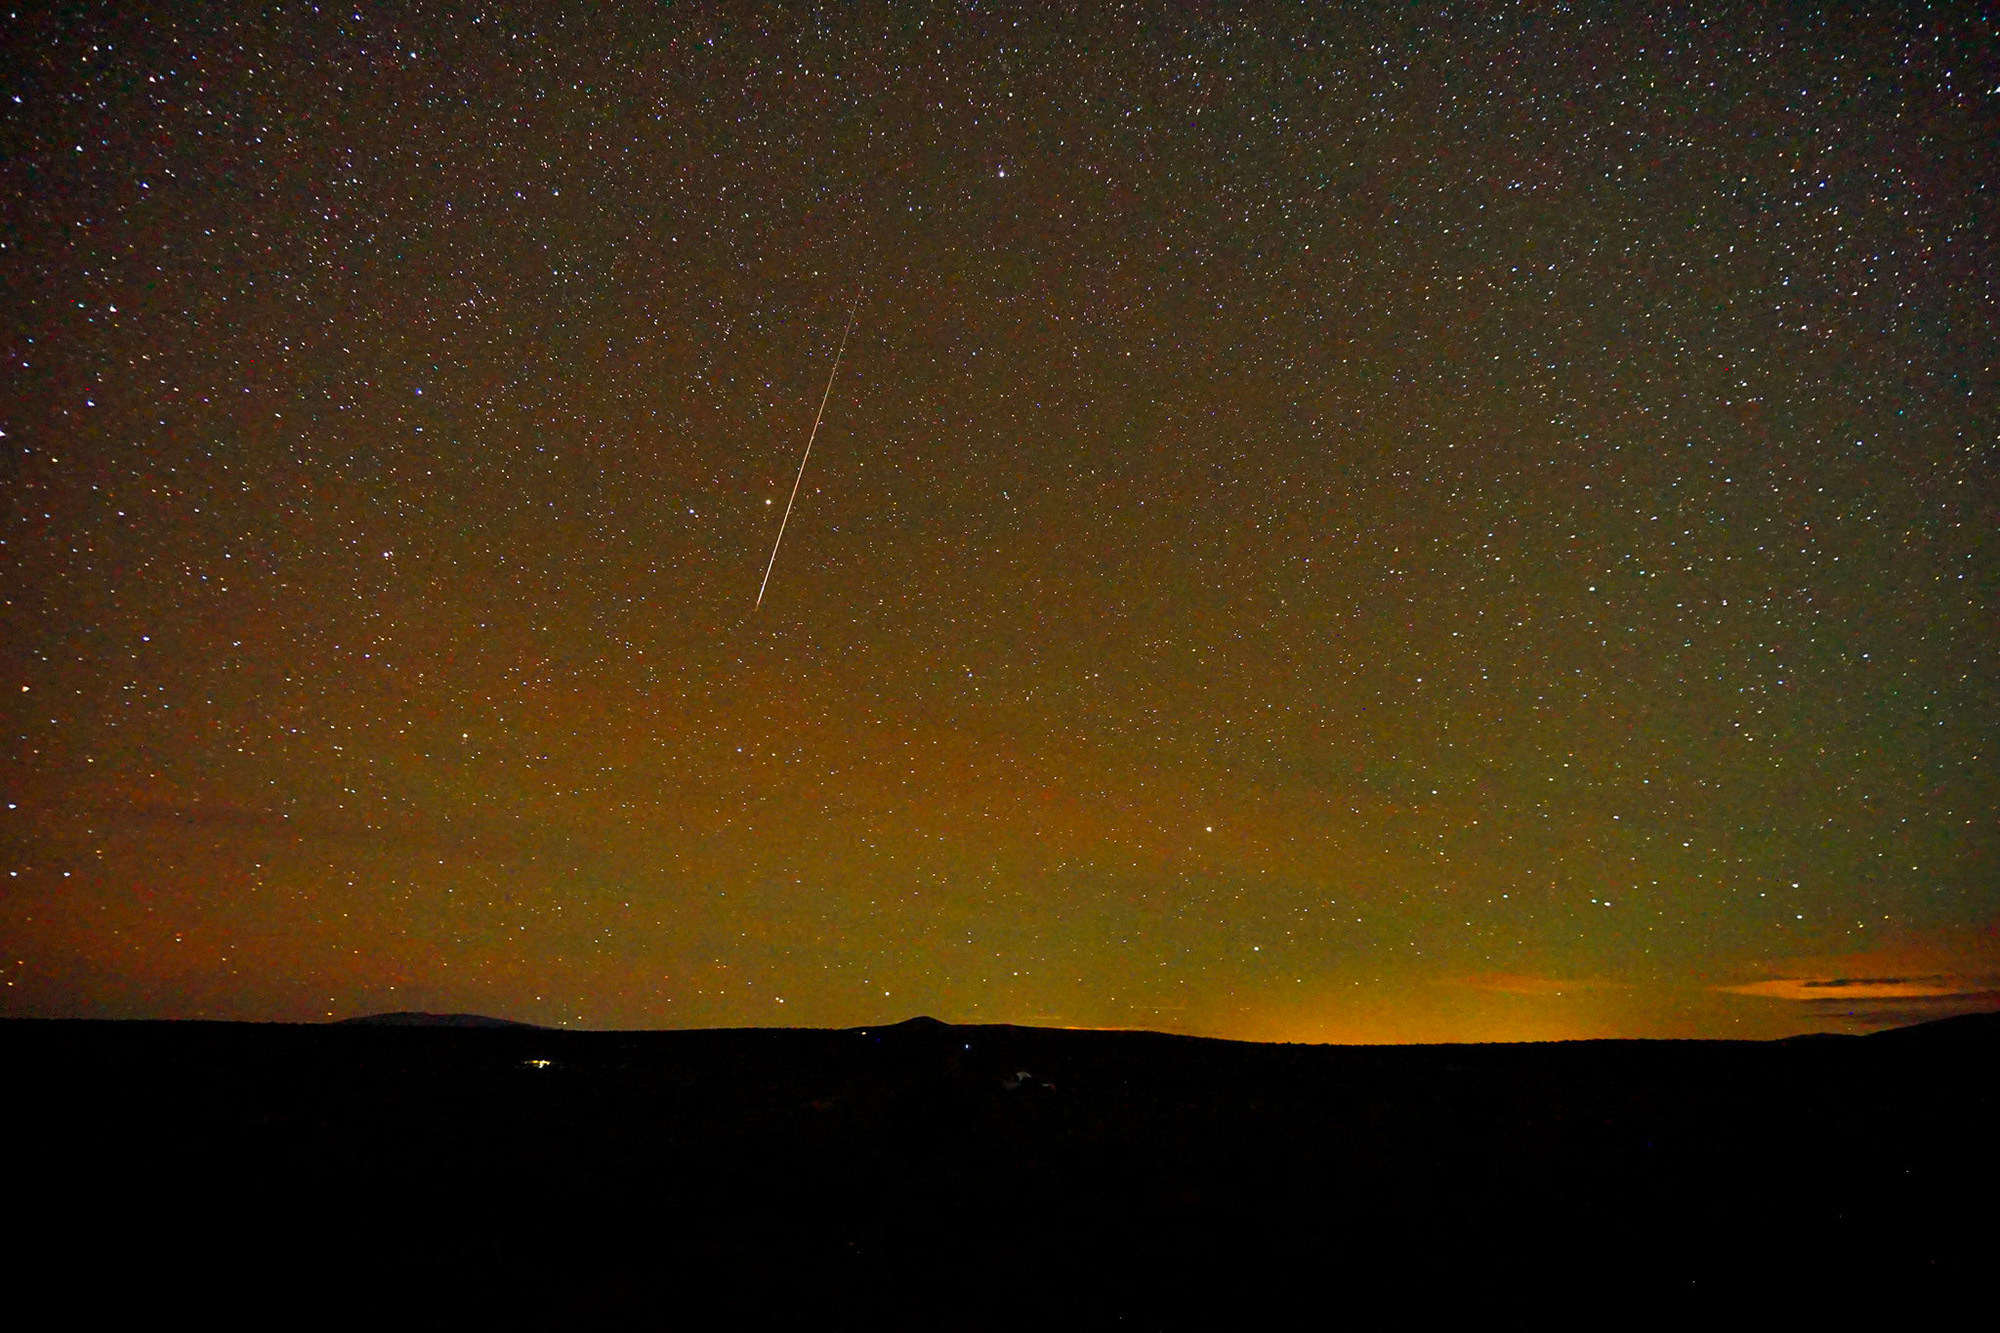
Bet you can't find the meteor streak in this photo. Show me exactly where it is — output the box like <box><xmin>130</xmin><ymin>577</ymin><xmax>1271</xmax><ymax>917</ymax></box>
<box><xmin>756</xmin><ymin>294</ymin><xmax>862</xmax><ymax>609</ymax></box>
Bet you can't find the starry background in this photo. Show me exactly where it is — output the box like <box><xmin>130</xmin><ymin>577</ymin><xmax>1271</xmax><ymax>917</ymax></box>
<box><xmin>4</xmin><ymin>3</ymin><xmax>1994</xmax><ymax>1039</ymax></box>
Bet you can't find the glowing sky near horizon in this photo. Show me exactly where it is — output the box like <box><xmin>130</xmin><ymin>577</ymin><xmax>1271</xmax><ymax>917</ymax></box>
<box><xmin>4</xmin><ymin>4</ymin><xmax>1994</xmax><ymax>1040</ymax></box>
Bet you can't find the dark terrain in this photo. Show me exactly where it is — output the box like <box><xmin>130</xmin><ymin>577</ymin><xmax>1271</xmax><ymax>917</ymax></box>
<box><xmin>7</xmin><ymin>1012</ymin><xmax>1992</xmax><ymax>1319</ymax></box>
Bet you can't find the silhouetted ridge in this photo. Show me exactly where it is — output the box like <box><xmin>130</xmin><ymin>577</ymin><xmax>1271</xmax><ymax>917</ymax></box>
<box><xmin>1867</xmin><ymin>1009</ymin><xmax>2000</xmax><ymax>1042</ymax></box>
<box><xmin>5</xmin><ymin>1007</ymin><xmax>1992</xmax><ymax>1314</ymax></box>
<box><xmin>335</xmin><ymin>1012</ymin><xmax>540</xmax><ymax>1029</ymax></box>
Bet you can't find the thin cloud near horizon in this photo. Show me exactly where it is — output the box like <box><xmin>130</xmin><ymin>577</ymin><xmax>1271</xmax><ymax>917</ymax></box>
<box><xmin>1717</xmin><ymin>975</ymin><xmax>1997</xmax><ymax>1001</ymax></box>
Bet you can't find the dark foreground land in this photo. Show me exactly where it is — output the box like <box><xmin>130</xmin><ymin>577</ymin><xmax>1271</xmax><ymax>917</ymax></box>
<box><xmin>6</xmin><ymin>1012</ymin><xmax>1993</xmax><ymax>1320</ymax></box>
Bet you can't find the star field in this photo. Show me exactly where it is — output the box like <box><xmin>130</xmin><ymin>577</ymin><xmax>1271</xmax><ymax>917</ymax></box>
<box><xmin>3</xmin><ymin>3</ymin><xmax>1993</xmax><ymax>1038</ymax></box>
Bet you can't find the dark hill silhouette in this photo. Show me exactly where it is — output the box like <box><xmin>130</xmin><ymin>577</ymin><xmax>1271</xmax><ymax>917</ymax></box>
<box><xmin>335</xmin><ymin>1011</ymin><xmax>540</xmax><ymax>1028</ymax></box>
<box><xmin>4</xmin><ymin>1010</ymin><xmax>1990</xmax><ymax>1319</ymax></box>
<box><xmin>1866</xmin><ymin>1008</ymin><xmax>2000</xmax><ymax>1042</ymax></box>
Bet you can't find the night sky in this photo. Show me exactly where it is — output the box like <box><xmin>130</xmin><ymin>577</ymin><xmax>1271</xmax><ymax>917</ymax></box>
<box><xmin>5</xmin><ymin>4</ymin><xmax>1994</xmax><ymax>1040</ymax></box>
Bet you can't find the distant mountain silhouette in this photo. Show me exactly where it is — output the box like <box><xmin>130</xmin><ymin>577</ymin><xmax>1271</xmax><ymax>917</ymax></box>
<box><xmin>1776</xmin><ymin>1031</ymin><xmax>1860</xmax><ymax>1043</ymax></box>
<box><xmin>335</xmin><ymin>1012</ymin><xmax>541</xmax><ymax>1029</ymax></box>
<box><xmin>8</xmin><ymin>1002</ymin><xmax>1994</xmax><ymax>1314</ymax></box>
<box><xmin>852</xmin><ymin>1015</ymin><xmax>958</xmax><ymax>1051</ymax></box>
<box><xmin>1868</xmin><ymin>1009</ymin><xmax>2000</xmax><ymax>1042</ymax></box>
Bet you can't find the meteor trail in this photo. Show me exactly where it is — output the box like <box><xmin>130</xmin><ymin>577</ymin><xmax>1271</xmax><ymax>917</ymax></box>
<box><xmin>756</xmin><ymin>294</ymin><xmax>862</xmax><ymax>609</ymax></box>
